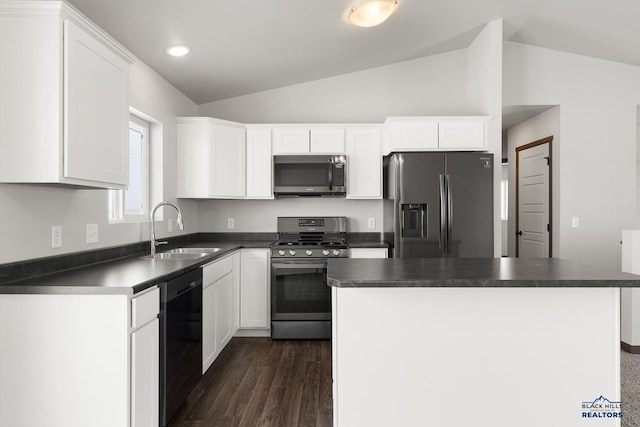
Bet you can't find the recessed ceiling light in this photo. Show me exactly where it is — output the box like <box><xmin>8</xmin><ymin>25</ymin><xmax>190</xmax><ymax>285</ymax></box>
<box><xmin>165</xmin><ymin>45</ymin><xmax>190</xmax><ymax>57</ymax></box>
<box><xmin>348</xmin><ymin>0</ymin><xmax>398</xmax><ymax>27</ymax></box>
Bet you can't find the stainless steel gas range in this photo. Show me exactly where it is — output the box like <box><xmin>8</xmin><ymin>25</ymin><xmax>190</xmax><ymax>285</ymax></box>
<box><xmin>270</xmin><ymin>216</ymin><xmax>347</xmax><ymax>339</ymax></box>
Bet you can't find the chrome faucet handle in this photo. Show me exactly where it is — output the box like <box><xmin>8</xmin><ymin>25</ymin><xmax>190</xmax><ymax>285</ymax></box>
<box><xmin>155</xmin><ymin>240</ymin><xmax>168</xmax><ymax>247</ymax></box>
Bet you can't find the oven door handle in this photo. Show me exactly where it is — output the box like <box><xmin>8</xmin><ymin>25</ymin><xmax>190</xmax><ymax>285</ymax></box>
<box><xmin>272</xmin><ymin>262</ymin><xmax>328</xmax><ymax>269</ymax></box>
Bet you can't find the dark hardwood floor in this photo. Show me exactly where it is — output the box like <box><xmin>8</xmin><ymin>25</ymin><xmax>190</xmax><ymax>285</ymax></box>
<box><xmin>169</xmin><ymin>337</ymin><xmax>332</xmax><ymax>427</ymax></box>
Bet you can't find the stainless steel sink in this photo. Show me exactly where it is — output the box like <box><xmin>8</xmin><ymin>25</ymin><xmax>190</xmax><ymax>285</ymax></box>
<box><xmin>141</xmin><ymin>252</ymin><xmax>210</xmax><ymax>260</ymax></box>
<box><xmin>166</xmin><ymin>248</ymin><xmax>223</xmax><ymax>254</ymax></box>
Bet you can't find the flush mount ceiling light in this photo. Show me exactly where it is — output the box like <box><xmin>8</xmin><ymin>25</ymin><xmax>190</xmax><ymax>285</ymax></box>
<box><xmin>348</xmin><ymin>0</ymin><xmax>398</xmax><ymax>27</ymax></box>
<box><xmin>165</xmin><ymin>45</ymin><xmax>190</xmax><ymax>57</ymax></box>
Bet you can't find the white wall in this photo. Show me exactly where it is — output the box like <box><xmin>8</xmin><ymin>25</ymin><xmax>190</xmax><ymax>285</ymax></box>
<box><xmin>199</xmin><ymin>198</ymin><xmax>383</xmax><ymax>233</ymax></box>
<box><xmin>506</xmin><ymin>106</ymin><xmax>560</xmax><ymax>258</ymax></box>
<box><xmin>0</xmin><ymin>59</ymin><xmax>197</xmax><ymax>264</ymax></box>
<box><xmin>504</xmin><ymin>42</ymin><xmax>640</xmax><ymax>270</ymax></box>
<box><xmin>198</xmin><ymin>50</ymin><xmax>469</xmax><ymax>123</ymax></box>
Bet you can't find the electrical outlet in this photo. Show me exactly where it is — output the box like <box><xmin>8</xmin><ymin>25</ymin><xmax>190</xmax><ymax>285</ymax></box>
<box><xmin>52</xmin><ymin>226</ymin><xmax>62</xmax><ymax>248</ymax></box>
<box><xmin>168</xmin><ymin>218</ymin><xmax>173</xmax><ymax>233</ymax></box>
<box><xmin>572</xmin><ymin>217</ymin><xmax>580</xmax><ymax>228</ymax></box>
<box><xmin>86</xmin><ymin>224</ymin><xmax>98</xmax><ymax>244</ymax></box>
<box><xmin>368</xmin><ymin>217</ymin><xmax>376</xmax><ymax>229</ymax></box>
<box><xmin>227</xmin><ymin>218</ymin><xmax>235</xmax><ymax>229</ymax></box>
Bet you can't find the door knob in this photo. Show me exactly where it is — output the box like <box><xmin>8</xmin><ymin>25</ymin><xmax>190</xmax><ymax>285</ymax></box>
<box><xmin>517</xmin><ymin>230</ymin><xmax>523</xmax><ymax>236</ymax></box>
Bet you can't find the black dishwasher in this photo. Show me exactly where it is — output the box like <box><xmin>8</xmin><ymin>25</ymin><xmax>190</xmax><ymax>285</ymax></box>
<box><xmin>159</xmin><ymin>268</ymin><xmax>202</xmax><ymax>427</ymax></box>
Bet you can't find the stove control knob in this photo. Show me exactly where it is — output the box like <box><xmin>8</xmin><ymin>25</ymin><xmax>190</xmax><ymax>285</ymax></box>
<box><xmin>322</xmin><ymin>250</ymin><xmax>330</xmax><ymax>256</ymax></box>
<box><xmin>289</xmin><ymin>250</ymin><xmax>297</xmax><ymax>256</ymax></box>
<box><xmin>333</xmin><ymin>249</ymin><xmax>341</xmax><ymax>256</ymax></box>
<box><xmin>278</xmin><ymin>250</ymin><xmax>285</xmax><ymax>256</ymax></box>
<box><xmin>306</xmin><ymin>250</ymin><xmax>313</xmax><ymax>256</ymax></box>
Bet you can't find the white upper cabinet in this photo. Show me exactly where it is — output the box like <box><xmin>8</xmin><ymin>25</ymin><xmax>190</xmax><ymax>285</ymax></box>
<box><xmin>246</xmin><ymin>127</ymin><xmax>274</xmax><ymax>199</ymax></box>
<box><xmin>310</xmin><ymin>128</ymin><xmax>345</xmax><ymax>153</ymax></box>
<box><xmin>438</xmin><ymin>120</ymin><xmax>486</xmax><ymax>150</ymax></box>
<box><xmin>386</xmin><ymin>120</ymin><xmax>438</xmax><ymax>152</ymax></box>
<box><xmin>0</xmin><ymin>3</ymin><xmax>133</xmax><ymax>189</ymax></box>
<box><xmin>177</xmin><ymin>117</ymin><xmax>246</xmax><ymax>199</ymax></box>
<box><xmin>272</xmin><ymin>128</ymin><xmax>310</xmax><ymax>154</ymax></box>
<box><xmin>384</xmin><ymin>117</ymin><xmax>489</xmax><ymax>154</ymax></box>
<box><xmin>272</xmin><ymin>127</ymin><xmax>345</xmax><ymax>154</ymax></box>
<box><xmin>346</xmin><ymin>127</ymin><xmax>382</xmax><ymax>199</ymax></box>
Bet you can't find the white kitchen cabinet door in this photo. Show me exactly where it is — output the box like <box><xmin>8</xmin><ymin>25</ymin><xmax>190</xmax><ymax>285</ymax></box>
<box><xmin>438</xmin><ymin>120</ymin><xmax>485</xmax><ymax>150</ymax></box>
<box><xmin>387</xmin><ymin>119</ymin><xmax>438</xmax><ymax>152</ymax></box>
<box><xmin>240</xmin><ymin>249</ymin><xmax>270</xmax><ymax>329</ymax></box>
<box><xmin>310</xmin><ymin>128</ymin><xmax>345</xmax><ymax>153</ymax></box>
<box><xmin>215</xmin><ymin>273</ymin><xmax>234</xmax><ymax>351</ymax></box>
<box><xmin>177</xmin><ymin>118</ymin><xmax>246</xmax><ymax>198</ymax></box>
<box><xmin>210</xmin><ymin>124</ymin><xmax>246</xmax><ymax>197</ymax></box>
<box><xmin>272</xmin><ymin>128</ymin><xmax>310</xmax><ymax>154</ymax></box>
<box><xmin>346</xmin><ymin>128</ymin><xmax>382</xmax><ymax>199</ymax></box>
<box><xmin>246</xmin><ymin>128</ymin><xmax>274</xmax><ymax>199</ymax></box>
<box><xmin>131</xmin><ymin>317</ymin><xmax>159</xmax><ymax>427</ymax></box>
<box><xmin>0</xmin><ymin>6</ymin><xmax>132</xmax><ymax>189</ymax></box>
<box><xmin>64</xmin><ymin>19</ymin><xmax>129</xmax><ymax>186</ymax></box>
<box><xmin>232</xmin><ymin>252</ymin><xmax>241</xmax><ymax>333</ymax></box>
<box><xmin>202</xmin><ymin>282</ymin><xmax>218</xmax><ymax>373</ymax></box>
<box><xmin>202</xmin><ymin>253</ymin><xmax>238</xmax><ymax>373</ymax></box>
<box><xmin>348</xmin><ymin>248</ymin><xmax>388</xmax><ymax>258</ymax></box>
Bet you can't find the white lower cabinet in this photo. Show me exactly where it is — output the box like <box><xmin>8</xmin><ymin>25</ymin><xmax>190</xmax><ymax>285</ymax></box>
<box><xmin>131</xmin><ymin>317</ymin><xmax>159</xmax><ymax>427</ymax></box>
<box><xmin>202</xmin><ymin>253</ymin><xmax>239</xmax><ymax>374</ymax></box>
<box><xmin>240</xmin><ymin>249</ymin><xmax>270</xmax><ymax>329</ymax></box>
<box><xmin>348</xmin><ymin>248</ymin><xmax>388</xmax><ymax>258</ymax></box>
<box><xmin>0</xmin><ymin>286</ymin><xmax>159</xmax><ymax>427</ymax></box>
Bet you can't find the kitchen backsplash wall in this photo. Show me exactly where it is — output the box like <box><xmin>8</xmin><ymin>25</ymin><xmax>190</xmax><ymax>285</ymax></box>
<box><xmin>198</xmin><ymin>199</ymin><xmax>385</xmax><ymax>233</ymax></box>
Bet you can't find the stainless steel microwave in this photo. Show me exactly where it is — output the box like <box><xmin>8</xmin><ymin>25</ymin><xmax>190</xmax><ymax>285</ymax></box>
<box><xmin>273</xmin><ymin>155</ymin><xmax>346</xmax><ymax>197</ymax></box>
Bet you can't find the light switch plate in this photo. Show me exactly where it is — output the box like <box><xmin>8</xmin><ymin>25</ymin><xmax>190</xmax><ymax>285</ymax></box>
<box><xmin>572</xmin><ymin>217</ymin><xmax>580</xmax><ymax>228</ymax></box>
<box><xmin>52</xmin><ymin>226</ymin><xmax>62</xmax><ymax>248</ymax></box>
<box><xmin>227</xmin><ymin>218</ymin><xmax>235</xmax><ymax>229</ymax></box>
<box><xmin>86</xmin><ymin>224</ymin><xmax>98</xmax><ymax>244</ymax></box>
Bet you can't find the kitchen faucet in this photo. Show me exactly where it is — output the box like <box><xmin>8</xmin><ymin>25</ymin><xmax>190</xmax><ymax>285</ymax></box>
<box><xmin>150</xmin><ymin>201</ymin><xmax>184</xmax><ymax>255</ymax></box>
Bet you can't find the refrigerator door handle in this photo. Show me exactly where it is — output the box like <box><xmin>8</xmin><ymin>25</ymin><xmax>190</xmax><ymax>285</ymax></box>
<box><xmin>446</xmin><ymin>174</ymin><xmax>453</xmax><ymax>256</ymax></box>
<box><xmin>439</xmin><ymin>174</ymin><xmax>447</xmax><ymax>255</ymax></box>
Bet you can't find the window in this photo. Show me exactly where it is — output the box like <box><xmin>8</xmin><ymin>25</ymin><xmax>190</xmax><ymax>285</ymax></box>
<box><xmin>109</xmin><ymin>115</ymin><xmax>149</xmax><ymax>222</ymax></box>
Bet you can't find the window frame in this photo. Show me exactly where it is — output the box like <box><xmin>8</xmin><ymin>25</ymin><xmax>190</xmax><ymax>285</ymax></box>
<box><xmin>109</xmin><ymin>114</ymin><xmax>150</xmax><ymax>223</ymax></box>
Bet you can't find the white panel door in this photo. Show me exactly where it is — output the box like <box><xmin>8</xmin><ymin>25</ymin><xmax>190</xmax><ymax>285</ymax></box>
<box><xmin>438</xmin><ymin>120</ymin><xmax>485</xmax><ymax>150</ymax></box>
<box><xmin>272</xmin><ymin>128</ymin><xmax>310</xmax><ymax>153</ymax></box>
<box><xmin>64</xmin><ymin>20</ymin><xmax>129</xmax><ymax>185</ymax></box>
<box><xmin>310</xmin><ymin>128</ymin><xmax>345</xmax><ymax>153</ymax></box>
<box><xmin>177</xmin><ymin>121</ymin><xmax>210</xmax><ymax>198</ymax></box>
<box><xmin>389</xmin><ymin>120</ymin><xmax>438</xmax><ymax>150</ymax></box>
<box><xmin>131</xmin><ymin>318</ymin><xmax>159</xmax><ymax>427</ymax></box>
<box><xmin>215</xmin><ymin>273</ymin><xmax>234</xmax><ymax>350</ymax></box>
<box><xmin>240</xmin><ymin>249</ymin><xmax>270</xmax><ymax>329</ymax></box>
<box><xmin>202</xmin><ymin>282</ymin><xmax>218</xmax><ymax>373</ymax></box>
<box><xmin>209</xmin><ymin>124</ymin><xmax>246</xmax><ymax>197</ymax></box>
<box><xmin>346</xmin><ymin>128</ymin><xmax>382</xmax><ymax>199</ymax></box>
<box><xmin>517</xmin><ymin>142</ymin><xmax>550</xmax><ymax>258</ymax></box>
<box><xmin>246</xmin><ymin>128</ymin><xmax>273</xmax><ymax>199</ymax></box>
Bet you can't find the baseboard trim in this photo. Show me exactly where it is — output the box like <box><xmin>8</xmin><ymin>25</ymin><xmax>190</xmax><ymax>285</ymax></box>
<box><xmin>621</xmin><ymin>341</ymin><xmax>640</xmax><ymax>354</ymax></box>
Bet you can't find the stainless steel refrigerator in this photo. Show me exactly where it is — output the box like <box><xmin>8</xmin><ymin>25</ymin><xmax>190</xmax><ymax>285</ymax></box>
<box><xmin>384</xmin><ymin>152</ymin><xmax>494</xmax><ymax>258</ymax></box>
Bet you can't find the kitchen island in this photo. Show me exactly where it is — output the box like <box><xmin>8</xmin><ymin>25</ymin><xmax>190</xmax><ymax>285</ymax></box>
<box><xmin>328</xmin><ymin>258</ymin><xmax>639</xmax><ymax>427</ymax></box>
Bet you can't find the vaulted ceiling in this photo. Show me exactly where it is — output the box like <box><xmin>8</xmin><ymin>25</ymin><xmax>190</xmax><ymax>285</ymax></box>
<box><xmin>66</xmin><ymin>0</ymin><xmax>640</xmax><ymax>106</ymax></box>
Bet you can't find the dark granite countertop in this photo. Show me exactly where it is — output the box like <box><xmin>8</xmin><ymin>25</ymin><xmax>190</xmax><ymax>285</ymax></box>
<box><xmin>0</xmin><ymin>239</ymin><xmax>273</xmax><ymax>295</ymax></box>
<box><xmin>327</xmin><ymin>257</ymin><xmax>640</xmax><ymax>288</ymax></box>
